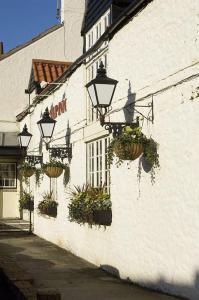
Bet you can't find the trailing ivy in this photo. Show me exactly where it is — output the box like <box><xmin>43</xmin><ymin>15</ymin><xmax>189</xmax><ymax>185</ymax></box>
<box><xmin>108</xmin><ymin>127</ymin><xmax>160</xmax><ymax>181</ymax></box>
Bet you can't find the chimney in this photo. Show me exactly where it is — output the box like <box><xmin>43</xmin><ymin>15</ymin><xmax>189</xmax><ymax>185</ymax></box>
<box><xmin>0</xmin><ymin>42</ymin><xmax>4</xmax><ymax>56</ymax></box>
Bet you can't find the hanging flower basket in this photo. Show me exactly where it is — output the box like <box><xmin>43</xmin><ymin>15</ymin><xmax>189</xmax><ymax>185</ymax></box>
<box><xmin>43</xmin><ymin>166</ymin><xmax>63</xmax><ymax>178</ymax></box>
<box><xmin>42</xmin><ymin>160</ymin><xmax>65</xmax><ymax>178</ymax></box>
<box><xmin>20</xmin><ymin>166</ymin><xmax>36</xmax><ymax>177</ymax></box>
<box><xmin>113</xmin><ymin>141</ymin><xmax>143</xmax><ymax>161</ymax></box>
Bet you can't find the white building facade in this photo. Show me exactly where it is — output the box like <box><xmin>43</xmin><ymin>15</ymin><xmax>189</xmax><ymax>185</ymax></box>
<box><xmin>17</xmin><ymin>0</ymin><xmax>199</xmax><ymax>299</ymax></box>
<box><xmin>0</xmin><ymin>0</ymin><xmax>84</xmax><ymax>218</ymax></box>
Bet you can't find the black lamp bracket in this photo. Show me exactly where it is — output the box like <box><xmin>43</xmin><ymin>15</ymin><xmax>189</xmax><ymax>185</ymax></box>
<box><xmin>25</xmin><ymin>155</ymin><xmax>43</xmax><ymax>166</ymax></box>
<box><xmin>131</xmin><ymin>100</ymin><xmax>154</xmax><ymax>123</ymax></box>
<box><xmin>49</xmin><ymin>145</ymin><xmax>72</xmax><ymax>160</ymax></box>
<box><xmin>100</xmin><ymin>115</ymin><xmax>139</xmax><ymax>138</ymax></box>
<box><xmin>97</xmin><ymin>100</ymin><xmax>153</xmax><ymax>137</ymax></box>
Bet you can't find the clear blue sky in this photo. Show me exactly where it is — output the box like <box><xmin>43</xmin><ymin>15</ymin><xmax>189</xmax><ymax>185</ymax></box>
<box><xmin>0</xmin><ymin>0</ymin><xmax>59</xmax><ymax>52</ymax></box>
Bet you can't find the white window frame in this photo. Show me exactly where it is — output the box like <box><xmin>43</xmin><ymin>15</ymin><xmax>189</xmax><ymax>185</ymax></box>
<box><xmin>0</xmin><ymin>163</ymin><xmax>17</xmax><ymax>189</ymax></box>
<box><xmin>86</xmin><ymin>9</ymin><xmax>111</xmax><ymax>51</ymax></box>
<box><xmin>87</xmin><ymin>137</ymin><xmax>110</xmax><ymax>193</ymax></box>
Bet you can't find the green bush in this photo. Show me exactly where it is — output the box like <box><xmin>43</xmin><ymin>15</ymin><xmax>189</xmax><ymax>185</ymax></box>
<box><xmin>19</xmin><ymin>190</ymin><xmax>34</xmax><ymax>211</ymax></box>
<box><xmin>38</xmin><ymin>191</ymin><xmax>58</xmax><ymax>218</ymax></box>
<box><xmin>68</xmin><ymin>185</ymin><xmax>111</xmax><ymax>225</ymax></box>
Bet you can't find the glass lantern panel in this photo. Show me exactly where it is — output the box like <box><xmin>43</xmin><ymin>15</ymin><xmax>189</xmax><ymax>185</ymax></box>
<box><xmin>40</xmin><ymin>123</ymin><xmax>55</xmax><ymax>138</ymax></box>
<box><xmin>95</xmin><ymin>83</ymin><xmax>115</xmax><ymax>106</ymax></box>
<box><xmin>19</xmin><ymin>135</ymin><xmax>31</xmax><ymax>148</ymax></box>
<box><xmin>87</xmin><ymin>84</ymin><xmax>97</xmax><ymax>107</ymax></box>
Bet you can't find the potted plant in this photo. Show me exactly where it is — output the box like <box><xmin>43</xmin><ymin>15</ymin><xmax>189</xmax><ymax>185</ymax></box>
<box><xmin>68</xmin><ymin>185</ymin><xmax>112</xmax><ymax>226</ymax></box>
<box><xmin>38</xmin><ymin>191</ymin><xmax>58</xmax><ymax>218</ymax></box>
<box><xmin>42</xmin><ymin>159</ymin><xmax>65</xmax><ymax>178</ymax></box>
<box><xmin>19</xmin><ymin>161</ymin><xmax>36</xmax><ymax>178</ymax></box>
<box><xmin>108</xmin><ymin>127</ymin><xmax>160</xmax><ymax>171</ymax></box>
<box><xmin>19</xmin><ymin>190</ymin><xmax>34</xmax><ymax>211</ymax></box>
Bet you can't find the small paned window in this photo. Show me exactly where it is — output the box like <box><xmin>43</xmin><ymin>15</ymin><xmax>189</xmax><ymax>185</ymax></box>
<box><xmin>87</xmin><ymin>137</ymin><xmax>110</xmax><ymax>193</ymax></box>
<box><xmin>0</xmin><ymin>163</ymin><xmax>17</xmax><ymax>188</ymax></box>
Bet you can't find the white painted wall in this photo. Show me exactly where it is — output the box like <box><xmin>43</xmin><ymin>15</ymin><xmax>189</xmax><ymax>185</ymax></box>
<box><xmin>21</xmin><ymin>0</ymin><xmax>199</xmax><ymax>299</ymax></box>
<box><xmin>61</xmin><ymin>0</ymin><xmax>85</xmax><ymax>61</ymax></box>
<box><xmin>0</xmin><ymin>26</ymin><xmax>65</xmax><ymax>132</ymax></box>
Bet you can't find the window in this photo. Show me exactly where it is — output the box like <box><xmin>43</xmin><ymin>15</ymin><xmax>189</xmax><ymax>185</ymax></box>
<box><xmin>0</xmin><ymin>163</ymin><xmax>17</xmax><ymax>188</ymax></box>
<box><xmin>87</xmin><ymin>137</ymin><xmax>110</xmax><ymax>192</ymax></box>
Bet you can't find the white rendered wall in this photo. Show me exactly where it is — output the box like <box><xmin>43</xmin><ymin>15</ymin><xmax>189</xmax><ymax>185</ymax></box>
<box><xmin>61</xmin><ymin>0</ymin><xmax>85</xmax><ymax>61</ymax></box>
<box><xmin>0</xmin><ymin>26</ymin><xmax>65</xmax><ymax>132</ymax></box>
<box><xmin>22</xmin><ymin>1</ymin><xmax>199</xmax><ymax>299</ymax></box>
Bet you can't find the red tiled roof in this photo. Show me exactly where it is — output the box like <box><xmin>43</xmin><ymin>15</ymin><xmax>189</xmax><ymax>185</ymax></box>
<box><xmin>32</xmin><ymin>59</ymin><xmax>72</xmax><ymax>84</ymax></box>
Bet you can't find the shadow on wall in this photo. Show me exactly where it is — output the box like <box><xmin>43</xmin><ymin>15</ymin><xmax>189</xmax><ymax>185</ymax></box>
<box><xmin>101</xmin><ymin>264</ymin><xmax>199</xmax><ymax>300</ymax></box>
<box><xmin>123</xmin><ymin>81</ymin><xmax>136</xmax><ymax>123</ymax></box>
<box><xmin>0</xmin><ymin>189</ymin><xmax>3</xmax><ymax>218</ymax></box>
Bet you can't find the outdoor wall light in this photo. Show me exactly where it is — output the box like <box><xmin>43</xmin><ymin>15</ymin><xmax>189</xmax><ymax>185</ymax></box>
<box><xmin>18</xmin><ymin>124</ymin><xmax>32</xmax><ymax>148</ymax></box>
<box><xmin>86</xmin><ymin>61</ymin><xmax>118</xmax><ymax>112</ymax></box>
<box><xmin>18</xmin><ymin>124</ymin><xmax>43</xmax><ymax>165</ymax></box>
<box><xmin>86</xmin><ymin>62</ymin><xmax>154</xmax><ymax>137</ymax></box>
<box><xmin>37</xmin><ymin>107</ymin><xmax>56</xmax><ymax>149</ymax></box>
<box><xmin>37</xmin><ymin>108</ymin><xmax>72</xmax><ymax>160</ymax></box>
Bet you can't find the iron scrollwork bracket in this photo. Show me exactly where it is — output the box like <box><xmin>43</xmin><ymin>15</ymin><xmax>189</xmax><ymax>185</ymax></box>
<box><xmin>25</xmin><ymin>155</ymin><xmax>43</xmax><ymax>166</ymax></box>
<box><xmin>102</xmin><ymin>117</ymin><xmax>140</xmax><ymax>138</ymax></box>
<box><xmin>49</xmin><ymin>145</ymin><xmax>72</xmax><ymax>160</ymax></box>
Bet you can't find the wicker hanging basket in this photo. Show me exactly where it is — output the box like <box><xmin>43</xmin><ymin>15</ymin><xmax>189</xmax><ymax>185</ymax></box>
<box><xmin>43</xmin><ymin>166</ymin><xmax>63</xmax><ymax>178</ymax></box>
<box><xmin>20</xmin><ymin>167</ymin><xmax>35</xmax><ymax>178</ymax></box>
<box><xmin>113</xmin><ymin>142</ymin><xmax>143</xmax><ymax>161</ymax></box>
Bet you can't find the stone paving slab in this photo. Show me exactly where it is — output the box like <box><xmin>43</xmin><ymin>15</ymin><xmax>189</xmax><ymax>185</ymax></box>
<box><xmin>0</xmin><ymin>218</ymin><xmax>29</xmax><ymax>232</ymax></box>
<box><xmin>0</xmin><ymin>224</ymin><xmax>183</xmax><ymax>300</ymax></box>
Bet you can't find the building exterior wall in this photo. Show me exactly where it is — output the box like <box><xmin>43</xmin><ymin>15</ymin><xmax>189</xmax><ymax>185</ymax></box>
<box><xmin>0</xmin><ymin>26</ymin><xmax>66</xmax><ymax>132</ymax></box>
<box><xmin>61</xmin><ymin>0</ymin><xmax>85</xmax><ymax>61</ymax></box>
<box><xmin>20</xmin><ymin>0</ymin><xmax>199</xmax><ymax>299</ymax></box>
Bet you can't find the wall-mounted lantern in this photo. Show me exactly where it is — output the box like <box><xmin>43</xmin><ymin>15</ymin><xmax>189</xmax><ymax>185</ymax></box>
<box><xmin>86</xmin><ymin>62</ymin><xmax>153</xmax><ymax>137</ymax></box>
<box><xmin>37</xmin><ymin>107</ymin><xmax>56</xmax><ymax>147</ymax></box>
<box><xmin>18</xmin><ymin>124</ymin><xmax>32</xmax><ymax>148</ymax></box>
<box><xmin>18</xmin><ymin>124</ymin><xmax>43</xmax><ymax>165</ymax></box>
<box><xmin>37</xmin><ymin>108</ymin><xmax>72</xmax><ymax>160</ymax></box>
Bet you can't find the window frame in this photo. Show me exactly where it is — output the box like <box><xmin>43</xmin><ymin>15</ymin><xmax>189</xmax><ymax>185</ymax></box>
<box><xmin>86</xmin><ymin>137</ymin><xmax>110</xmax><ymax>193</ymax></box>
<box><xmin>0</xmin><ymin>162</ymin><xmax>17</xmax><ymax>189</ymax></box>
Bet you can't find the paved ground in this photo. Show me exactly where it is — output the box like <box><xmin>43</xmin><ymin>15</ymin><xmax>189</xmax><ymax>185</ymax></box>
<box><xmin>0</xmin><ymin>218</ymin><xmax>29</xmax><ymax>232</ymax></box>
<box><xmin>0</xmin><ymin>275</ymin><xmax>16</xmax><ymax>299</ymax></box>
<box><xmin>0</xmin><ymin>219</ymin><xmax>180</xmax><ymax>300</ymax></box>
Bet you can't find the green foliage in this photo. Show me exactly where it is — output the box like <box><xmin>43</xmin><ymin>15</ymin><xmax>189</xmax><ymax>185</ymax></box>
<box><xmin>19</xmin><ymin>190</ymin><xmax>34</xmax><ymax>211</ymax></box>
<box><xmin>37</xmin><ymin>191</ymin><xmax>58</xmax><ymax>218</ymax></box>
<box><xmin>18</xmin><ymin>161</ymin><xmax>36</xmax><ymax>185</ymax></box>
<box><xmin>68</xmin><ymin>185</ymin><xmax>111</xmax><ymax>225</ymax></box>
<box><xmin>108</xmin><ymin>127</ymin><xmax>144</xmax><ymax>166</ymax></box>
<box><xmin>108</xmin><ymin>127</ymin><xmax>160</xmax><ymax>171</ymax></box>
<box><xmin>34</xmin><ymin>168</ymin><xmax>44</xmax><ymax>187</ymax></box>
<box><xmin>63</xmin><ymin>165</ymin><xmax>70</xmax><ymax>188</ymax></box>
<box><xmin>42</xmin><ymin>159</ymin><xmax>66</xmax><ymax>170</ymax></box>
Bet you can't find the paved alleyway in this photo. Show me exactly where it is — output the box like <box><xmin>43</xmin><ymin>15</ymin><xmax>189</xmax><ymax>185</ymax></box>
<box><xmin>0</xmin><ymin>218</ymin><xmax>29</xmax><ymax>232</ymax></box>
<box><xmin>0</xmin><ymin>219</ymin><xmax>181</xmax><ymax>300</ymax></box>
